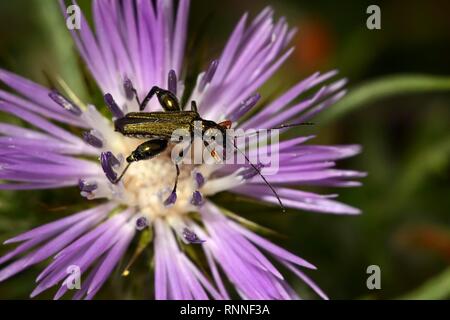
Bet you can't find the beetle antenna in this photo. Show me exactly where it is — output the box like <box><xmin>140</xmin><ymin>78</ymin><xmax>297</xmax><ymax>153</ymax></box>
<box><xmin>270</xmin><ymin>122</ymin><xmax>315</xmax><ymax>130</ymax></box>
<box><xmin>232</xmin><ymin>140</ymin><xmax>286</xmax><ymax>212</ymax></box>
<box><xmin>113</xmin><ymin>162</ymin><xmax>132</xmax><ymax>185</ymax></box>
<box><xmin>233</xmin><ymin>122</ymin><xmax>315</xmax><ymax>138</ymax></box>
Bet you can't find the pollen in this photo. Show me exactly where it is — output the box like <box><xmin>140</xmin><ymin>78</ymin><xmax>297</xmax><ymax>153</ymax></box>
<box><xmin>121</xmin><ymin>148</ymin><xmax>201</xmax><ymax>220</ymax></box>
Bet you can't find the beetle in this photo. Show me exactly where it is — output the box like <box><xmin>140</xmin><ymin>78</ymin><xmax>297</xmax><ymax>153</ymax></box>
<box><xmin>109</xmin><ymin>85</ymin><xmax>288</xmax><ymax>211</ymax></box>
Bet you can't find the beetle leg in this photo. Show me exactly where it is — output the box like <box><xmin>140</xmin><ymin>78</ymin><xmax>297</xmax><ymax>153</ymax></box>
<box><xmin>172</xmin><ymin>164</ymin><xmax>180</xmax><ymax>193</ymax></box>
<box><xmin>191</xmin><ymin>100</ymin><xmax>198</xmax><ymax>113</ymax></box>
<box><xmin>113</xmin><ymin>162</ymin><xmax>132</xmax><ymax>185</ymax></box>
<box><xmin>112</xmin><ymin>138</ymin><xmax>169</xmax><ymax>184</ymax></box>
<box><xmin>171</xmin><ymin>143</ymin><xmax>191</xmax><ymax>191</ymax></box>
<box><xmin>123</xmin><ymin>79</ymin><xmax>141</xmax><ymax>107</ymax></box>
<box><xmin>203</xmin><ymin>140</ymin><xmax>222</xmax><ymax>163</ymax></box>
<box><xmin>163</xmin><ymin>163</ymin><xmax>181</xmax><ymax>207</ymax></box>
<box><xmin>139</xmin><ymin>86</ymin><xmax>158</xmax><ymax>111</ymax></box>
<box><xmin>131</xmin><ymin>87</ymin><xmax>141</xmax><ymax>107</ymax></box>
<box><xmin>139</xmin><ymin>86</ymin><xmax>181</xmax><ymax>112</ymax></box>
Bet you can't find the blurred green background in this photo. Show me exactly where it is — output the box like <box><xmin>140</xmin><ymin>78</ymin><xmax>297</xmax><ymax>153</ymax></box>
<box><xmin>0</xmin><ymin>0</ymin><xmax>449</xmax><ymax>299</ymax></box>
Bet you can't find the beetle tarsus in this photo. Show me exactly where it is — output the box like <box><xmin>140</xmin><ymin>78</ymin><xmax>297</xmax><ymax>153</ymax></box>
<box><xmin>172</xmin><ymin>164</ymin><xmax>180</xmax><ymax>193</ymax></box>
<box><xmin>191</xmin><ymin>100</ymin><xmax>198</xmax><ymax>113</ymax></box>
<box><xmin>112</xmin><ymin>162</ymin><xmax>132</xmax><ymax>185</ymax></box>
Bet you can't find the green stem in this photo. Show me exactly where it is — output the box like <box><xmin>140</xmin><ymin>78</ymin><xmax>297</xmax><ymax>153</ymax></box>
<box><xmin>319</xmin><ymin>74</ymin><xmax>450</xmax><ymax>124</ymax></box>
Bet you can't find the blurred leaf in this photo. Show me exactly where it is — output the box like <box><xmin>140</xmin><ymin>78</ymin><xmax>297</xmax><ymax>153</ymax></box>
<box><xmin>220</xmin><ymin>206</ymin><xmax>283</xmax><ymax>238</ymax></box>
<box><xmin>319</xmin><ymin>74</ymin><xmax>450</xmax><ymax>123</ymax></box>
<box><xmin>401</xmin><ymin>267</ymin><xmax>450</xmax><ymax>300</ymax></box>
<box><xmin>121</xmin><ymin>229</ymin><xmax>153</xmax><ymax>277</ymax></box>
<box><xmin>36</xmin><ymin>0</ymin><xmax>87</xmax><ymax>99</ymax></box>
<box><xmin>396</xmin><ymin>134</ymin><xmax>450</xmax><ymax>200</ymax></box>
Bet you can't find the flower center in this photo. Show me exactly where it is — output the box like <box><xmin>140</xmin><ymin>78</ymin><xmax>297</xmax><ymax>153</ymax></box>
<box><xmin>121</xmin><ymin>148</ymin><xmax>199</xmax><ymax>220</ymax></box>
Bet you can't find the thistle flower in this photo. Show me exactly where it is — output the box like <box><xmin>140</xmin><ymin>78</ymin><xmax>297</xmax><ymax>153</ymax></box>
<box><xmin>0</xmin><ymin>1</ymin><xmax>364</xmax><ymax>300</ymax></box>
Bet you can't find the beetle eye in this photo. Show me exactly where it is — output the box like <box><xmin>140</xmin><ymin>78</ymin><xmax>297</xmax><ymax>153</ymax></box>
<box><xmin>218</xmin><ymin>120</ymin><xmax>232</xmax><ymax>129</ymax></box>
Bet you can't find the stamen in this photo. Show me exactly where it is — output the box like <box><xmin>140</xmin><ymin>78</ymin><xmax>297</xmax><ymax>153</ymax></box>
<box><xmin>123</xmin><ymin>77</ymin><xmax>135</xmax><ymax>100</ymax></box>
<box><xmin>190</xmin><ymin>191</ymin><xmax>204</xmax><ymax>206</ymax></box>
<box><xmin>109</xmin><ymin>152</ymin><xmax>120</xmax><ymax>167</ymax></box>
<box><xmin>82</xmin><ymin>131</ymin><xmax>103</xmax><ymax>148</ymax></box>
<box><xmin>100</xmin><ymin>151</ymin><xmax>120</xmax><ymax>183</ymax></box>
<box><xmin>193</xmin><ymin>171</ymin><xmax>205</xmax><ymax>189</ymax></box>
<box><xmin>168</xmin><ymin>70</ymin><xmax>177</xmax><ymax>95</ymax></box>
<box><xmin>135</xmin><ymin>216</ymin><xmax>148</xmax><ymax>231</ymax></box>
<box><xmin>104</xmin><ymin>93</ymin><xmax>124</xmax><ymax>118</ymax></box>
<box><xmin>199</xmin><ymin>59</ymin><xmax>219</xmax><ymax>90</ymax></box>
<box><xmin>182</xmin><ymin>227</ymin><xmax>205</xmax><ymax>244</ymax></box>
<box><xmin>240</xmin><ymin>163</ymin><xmax>265</xmax><ymax>180</ymax></box>
<box><xmin>163</xmin><ymin>190</ymin><xmax>177</xmax><ymax>207</ymax></box>
<box><xmin>229</xmin><ymin>93</ymin><xmax>261</xmax><ymax>122</ymax></box>
<box><xmin>48</xmin><ymin>90</ymin><xmax>82</xmax><ymax>116</ymax></box>
<box><xmin>78</xmin><ymin>179</ymin><xmax>98</xmax><ymax>192</ymax></box>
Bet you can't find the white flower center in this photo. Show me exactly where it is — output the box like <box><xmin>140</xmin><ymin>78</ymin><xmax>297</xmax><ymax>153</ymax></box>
<box><xmin>122</xmin><ymin>149</ymin><xmax>198</xmax><ymax>220</ymax></box>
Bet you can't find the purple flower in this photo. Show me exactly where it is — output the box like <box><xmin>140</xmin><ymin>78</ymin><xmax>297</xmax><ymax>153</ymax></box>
<box><xmin>0</xmin><ymin>1</ymin><xmax>364</xmax><ymax>300</ymax></box>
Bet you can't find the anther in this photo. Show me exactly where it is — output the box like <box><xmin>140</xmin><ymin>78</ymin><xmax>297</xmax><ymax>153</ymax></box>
<box><xmin>82</xmin><ymin>131</ymin><xmax>103</xmax><ymax>148</ymax></box>
<box><xmin>78</xmin><ymin>179</ymin><xmax>98</xmax><ymax>192</ymax></box>
<box><xmin>168</xmin><ymin>70</ymin><xmax>177</xmax><ymax>95</ymax></box>
<box><xmin>199</xmin><ymin>59</ymin><xmax>219</xmax><ymax>90</ymax></box>
<box><xmin>123</xmin><ymin>77</ymin><xmax>135</xmax><ymax>101</ymax></box>
<box><xmin>163</xmin><ymin>190</ymin><xmax>177</xmax><ymax>207</ymax></box>
<box><xmin>193</xmin><ymin>172</ymin><xmax>205</xmax><ymax>189</ymax></box>
<box><xmin>100</xmin><ymin>151</ymin><xmax>120</xmax><ymax>183</ymax></box>
<box><xmin>135</xmin><ymin>216</ymin><xmax>148</xmax><ymax>231</ymax></box>
<box><xmin>48</xmin><ymin>90</ymin><xmax>82</xmax><ymax>116</ymax></box>
<box><xmin>182</xmin><ymin>228</ymin><xmax>205</xmax><ymax>244</ymax></box>
<box><xmin>240</xmin><ymin>163</ymin><xmax>265</xmax><ymax>180</ymax></box>
<box><xmin>230</xmin><ymin>93</ymin><xmax>261</xmax><ymax>122</ymax></box>
<box><xmin>104</xmin><ymin>93</ymin><xmax>124</xmax><ymax>118</ymax></box>
<box><xmin>190</xmin><ymin>191</ymin><xmax>204</xmax><ymax>206</ymax></box>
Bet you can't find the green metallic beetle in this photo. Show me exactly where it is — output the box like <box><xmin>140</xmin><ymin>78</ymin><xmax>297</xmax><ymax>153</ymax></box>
<box><xmin>111</xmin><ymin>85</ymin><xmax>290</xmax><ymax>211</ymax></box>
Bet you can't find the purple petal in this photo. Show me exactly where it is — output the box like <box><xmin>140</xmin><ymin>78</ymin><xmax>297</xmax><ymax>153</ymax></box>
<box><xmin>171</xmin><ymin>0</ymin><xmax>190</xmax><ymax>75</ymax></box>
<box><xmin>0</xmin><ymin>69</ymin><xmax>84</xmax><ymax>120</ymax></box>
<box><xmin>0</xmin><ymin>102</ymin><xmax>85</xmax><ymax>146</ymax></box>
<box><xmin>232</xmin><ymin>185</ymin><xmax>361</xmax><ymax>215</ymax></box>
<box><xmin>3</xmin><ymin>203</ymin><xmax>114</xmax><ymax>244</ymax></box>
<box><xmin>0</xmin><ymin>89</ymin><xmax>86</xmax><ymax>127</ymax></box>
<box><xmin>86</xmin><ymin>224</ymin><xmax>134</xmax><ymax>296</ymax></box>
<box><xmin>283</xmin><ymin>262</ymin><xmax>329</xmax><ymax>300</ymax></box>
<box><xmin>210</xmin><ymin>13</ymin><xmax>248</xmax><ymax>87</ymax></box>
